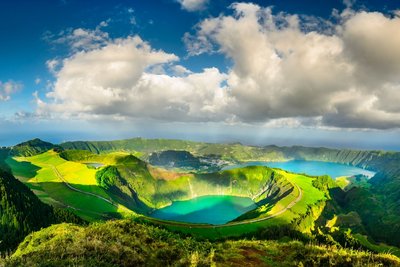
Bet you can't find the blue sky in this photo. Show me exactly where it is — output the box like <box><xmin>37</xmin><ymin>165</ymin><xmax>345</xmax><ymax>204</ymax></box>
<box><xmin>1</xmin><ymin>0</ymin><xmax>400</xmax><ymax>150</ymax></box>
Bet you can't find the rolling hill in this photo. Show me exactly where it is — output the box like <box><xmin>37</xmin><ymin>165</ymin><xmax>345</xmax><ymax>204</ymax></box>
<box><xmin>2</xmin><ymin>137</ymin><xmax>400</xmax><ymax>264</ymax></box>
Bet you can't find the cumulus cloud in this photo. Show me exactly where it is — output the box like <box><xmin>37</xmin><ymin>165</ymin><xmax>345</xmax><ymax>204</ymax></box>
<box><xmin>0</xmin><ymin>80</ymin><xmax>22</xmax><ymax>101</ymax></box>
<box><xmin>171</xmin><ymin>65</ymin><xmax>193</xmax><ymax>76</ymax></box>
<box><xmin>38</xmin><ymin>35</ymin><xmax>229</xmax><ymax>122</ymax></box>
<box><xmin>184</xmin><ymin>3</ymin><xmax>400</xmax><ymax>129</ymax></box>
<box><xmin>178</xmin><ymin>0</ymin><xmax>209</xmax><ymax>12</ymax></box>
<box><xmin>39</xmin><ymin>3</ymin><xmax>400</xmax><ymax>129</ymax></box>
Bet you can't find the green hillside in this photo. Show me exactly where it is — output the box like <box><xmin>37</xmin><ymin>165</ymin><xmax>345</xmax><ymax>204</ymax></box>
<box><xmin>60</xmin><ymin>138</ymin><xmax>400</xmax><ymax>175</ymax></box>
<box><xmin>59</xmin><ymin>138</ymin><xmax>400</xmax><ymax>246</ymax></box>
<box><xmin>10</xmin><ymin>138</ymin><xmax>57</xmax><ymax>157</ymax></box>
<box><xmin>6</xmin><ymin>150</ymin><xmax>135</xmax><ymax>221</ymax></box>
<box><xmin>3</xmin><ymin>138</ymin><xmax>400</xmax><ymax>262</ymax></box>
<box><xmin>60</xmin><ymin>138</ymin><xmax>287</xmax><ymax>162</ymax></box>
<box><xmin>3</xmin><ymin>219</ymin><xmax>399</xmax><ymax>267</ymax></box>
<box><xmin>0</xmin><ymin>169</ymin><xmax>81</xmax><ymax>251</ymax></box>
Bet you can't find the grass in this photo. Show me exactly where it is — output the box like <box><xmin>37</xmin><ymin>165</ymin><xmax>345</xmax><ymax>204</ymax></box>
<box><xmin>354</xmin><ymin>233</ymin><xmax>400</xmax><ymax>257</ymax></box>
<box><xmin>336</xmin><ymin>176</ymin><xmax>371</xmax><ymax>191</ymax></box>
<box><xmin>3</xmin><ymin>149</ymin><xmax>357</xmax><ymax>243</ymax></box>
<box><xmin>6</xmin><ymin>150</ymin><xmax>328</xmax><ymax>240</ymax></box>
<box><xmin>7</xmin><ymin>150</ymin><xmax>135</xmax><ymax>221</ymax></box>
<box><xmin>335</xmin><ymin>176</ymin><xmax>350</xmax><ymax>189</ymax></box>
<box><xmin>3</xmin><ymin>219</ymin><xmax>399</xmax><ymax>267</ymax></box>
<box><xmin>141</xmin><ymin>170</ymin><xmax>327</xmax><ymax>239</ymax></box>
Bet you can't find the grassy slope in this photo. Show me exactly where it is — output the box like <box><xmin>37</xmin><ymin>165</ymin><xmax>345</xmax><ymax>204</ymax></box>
<box><xmin>61</xmin><ymin>138</ymin><xmax>287</xmax><ymax>162</ymax></box>
<box><xmin>89</xmin><ymin>152</ymin><xmax>292</xmax><ymax>212</ymax></box>
<box><xmin>60</xmin><ymin>138</ymin><xmax>400</xmax><ymax>246</ymax></box>
<box><xmin>7</xmin><ymin>149</ymin><xmax>398</xmax><ymax>253</ymax></box>
<box><xmin>3</xmin><ymin>220</ymin><xmax>399</xmax><ymax>267</ymax></box>
<box><xmin>6</xmin><ymin>143</ymin><xmax>400</xmax><ymax>259</ymax></box>
<box><xmin>9</xmin><ymin>138</ymin><xmax>56</xmax><ymax>157</ymax></box>
<box><xmin>145</xmin><ymin>170</ymin><xmax>326</xmax><ymax>240</ymax></box>
<box><xmin>354</xmin><ymin>233</ymin><xmax>400</xmax><ymax>257</ymax></box>
<box><xmin>0</xmin><ymin>168</ymin><xmax>83</xmax><ymax>251</ymax></box>
<box><xmin>6</xmin><ymin>151</ymin><xmax>134</xmax><ymax>221</ymax></box>
<box><xmin>59</xmin><ymin>137</ymin><xmax>400</xmax><ymax>171</ymax></box>
<box><xmin>59</xmin><ymin>149</ymin><xmax>131</xmax><ymax>165</ymax></box>
<box><xmin>8</xmin><ymin>149</ymin><xmax>328</xmax><ymax>241</ymax></box>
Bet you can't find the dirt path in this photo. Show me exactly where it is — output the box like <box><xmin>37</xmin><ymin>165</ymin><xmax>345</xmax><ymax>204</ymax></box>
<box><xmin>50</xmin><ymin>165</ymin><xmax>118</xmax><ymax>207</ymax></box>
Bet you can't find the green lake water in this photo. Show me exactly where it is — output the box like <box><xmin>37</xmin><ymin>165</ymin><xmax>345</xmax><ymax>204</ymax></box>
<box><xmin>151</xmin><ymin>195</ymin><xmax>256</xmax><ymax>225</ymax></box>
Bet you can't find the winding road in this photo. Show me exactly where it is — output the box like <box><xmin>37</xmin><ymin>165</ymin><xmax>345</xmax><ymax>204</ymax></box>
<box><xmin>50</xmin><ymin>165</ymin><xmax>117</xmax><ymax>207</ymax></box>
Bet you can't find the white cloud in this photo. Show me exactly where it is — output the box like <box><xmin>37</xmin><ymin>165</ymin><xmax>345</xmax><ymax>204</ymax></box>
<box><xmin>0</xmin><ymin>80</ymin><xmax>22</xmax><ymax>101</ymax></box>
<box><xmin>38</xmin><ymin>4</ymin><xmax>400</xmax><ymax>130</ymax></box>
<box><xmin>184</xmin><ymin>3</ymin><xmax>400</xmax><ymax>129</ymax></box>
<box><xmin>44</xmin><ymin>22</ymin><xmax>111</xmax><ymax>53</ymax></box>
<box><xmin>46</xmin><ymin>59</ymin><xmax>60</xmax><ymax>74</ymax></box>
<box><xmin>38</xmin><ymin>35</ymin><xmax>229</xmax><ymax>122</ymax></box>
<box><xmin>178</xmin><ymin>0</ymin><xmax>209</xmax><ymax>12</ymax></box>
<box><xmin>172</xmin><ymin>65</ymin><xmax>192</xmax><ymax>76</ymax></box>
<box><xmin>35</xmin><ymin>78</ymin><xmax>41</xmax><ymax>85</ymax></box>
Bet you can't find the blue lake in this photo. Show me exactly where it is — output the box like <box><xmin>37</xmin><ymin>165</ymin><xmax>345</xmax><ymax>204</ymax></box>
<box><xmin>222</xmin><ymin>160</ymin><xmax>375</xmax><ymax>178</ymax></box>
<box><xmin>151</xmin><ymin>195</ymin><xmax>256</xmax><ymax>225</ymax></box>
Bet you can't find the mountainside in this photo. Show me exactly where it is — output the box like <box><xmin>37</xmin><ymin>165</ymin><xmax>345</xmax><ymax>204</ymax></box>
<box><xmin>271</xmin><ymin>145</ymin><xmax>400</xmax><ymax>175</ymax></box>
<box><xmin>149</xmin><ymin>150</ymin><xmax>203</xmax><ymax>169</ymax></box>
<box><xmin>10</xmin><ymin>138</ymin><xmax>57</xmax><ymax>157</ymax></box>
<box><xmin>58</xmin><ymin>138</ymin><xmax>400</xmax><ymax>247</ymax></box>
<box><xmin>60</xmin><ymin>138</ymin><xmax>400</xmax><ymax>174</ymax></box>
<box><xmin>3</xmin><ymin>219</ymin><xmax>399</xmax><ymax>267</ymax></box>
<box><xmin>95</xmin><ymin>153</ymin><xmax>290</xmax><ymax>211</ymax></box>
<box><xmin>0</xmin><ymin>148</ymin><xmax>11</xmax><ymax>172</ymax></box>
<box><xmin>3</xmin><ymin>137</ymin><xmax>400</xmax><ymax>260</ymax></box>
<box><xmin>0</xmin><ymin>169</ymin><xmax>82</xmax><ymax>251</ymax></box>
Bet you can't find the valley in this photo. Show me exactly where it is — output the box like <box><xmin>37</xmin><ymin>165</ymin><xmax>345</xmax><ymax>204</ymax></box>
<box><xmin>1</xmin><ymin>137</ymin><xmax>400</xmax><ymax>265</ymax></box>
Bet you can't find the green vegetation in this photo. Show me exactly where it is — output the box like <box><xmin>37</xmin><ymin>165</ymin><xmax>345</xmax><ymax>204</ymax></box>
<box><xmin>2</xmin><ymin>219</ymin><xmax>399</xmax><ymax>267</ymax></box>
<box><xmin>0</xmin><ymin>169</ymin><xmax>82</xmax><ymax>251</ymax></box>
<box><xmin>6</xmin><ymin>150</ymin><xmax>135</xmax><ymax>221</ymax></box>
<box><xmin>9</xmin><ymin>138</ymin><xmax>57</xmax><ymax>157</ymax></box>
<box><xmin>60</xmin><ymin>138</ymin><xmax>287</xmax><ymax>162</ymax></box>
<box><xmin>329</xmin><ymin>185</ymin><xmax>400</xmax><ymax>248</ymax></box>
<box><xmin>59</xmin><ymin>149</ymin><xmax>130</xmax><ymax>165</ymax></box>
<box><xmin>2</xmin><ymin>137</ymin><xmax>400</xmax><ymax>263</ymax></box>
<box><xmin>149</xmin><ymin>150</ymin><xmax>203</xmax><ymax>168</ymax></box>
<box><xmin>60</xmin><ymin>138</ymin><xmax>400</xmax><ymax>248</ymax></box>
<box><xmin>336</xmin><ymin>175</ymin><xmax>371</xmax><ymax>191</ymax></box>
<box><xmin>92</xmin><ymin>153</ymin><xmax>291</xmax><ymax>214</ymax></box>
<box><xmin>136</xmin><ymin>170</ymin><xmax>327</xmax><ymax>241</ymax></box>
<box><xmin>0</xmin><ymin>148</ymin><xmax>11</xmax><ymax>172</ymax></box>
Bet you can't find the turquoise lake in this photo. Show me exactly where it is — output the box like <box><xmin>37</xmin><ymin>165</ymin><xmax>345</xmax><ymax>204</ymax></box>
<box><xmin>222</xmin><ymin>160</ymin><xmax>376</xmax><ymax>178</ymax></box>
<box><xmin>151</xmin><ymin>195</ymin><xmax>256</xmax><ymax>225</ymax></box>
<box><xmin>151</xmin><ymin>160</ymin><xmax>375</xmax><ymax>224</ymax></box>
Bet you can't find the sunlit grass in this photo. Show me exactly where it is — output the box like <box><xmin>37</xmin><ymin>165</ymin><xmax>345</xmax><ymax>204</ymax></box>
<box><xmin>8</xmin><ymin>150</ymin><xmax>135</xmax><ymax>221</ymax></box>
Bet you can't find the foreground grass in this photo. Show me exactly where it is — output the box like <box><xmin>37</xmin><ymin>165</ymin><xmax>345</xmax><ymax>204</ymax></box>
<box><xmin>2</xmin><ymin>220</ymin><xmax>399</xmax><ymax>267</ymax></box>
<box><xmin>354</xmin><ymin>234</ymin><xmax>400</xmax><ymax>258</ymax></box>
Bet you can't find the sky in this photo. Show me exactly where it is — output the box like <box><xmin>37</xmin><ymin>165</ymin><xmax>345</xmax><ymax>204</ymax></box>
<box><xmin>1</xmin><ymin>0</ymin><xmax>400</xmax><ymax>150</ymax></box>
